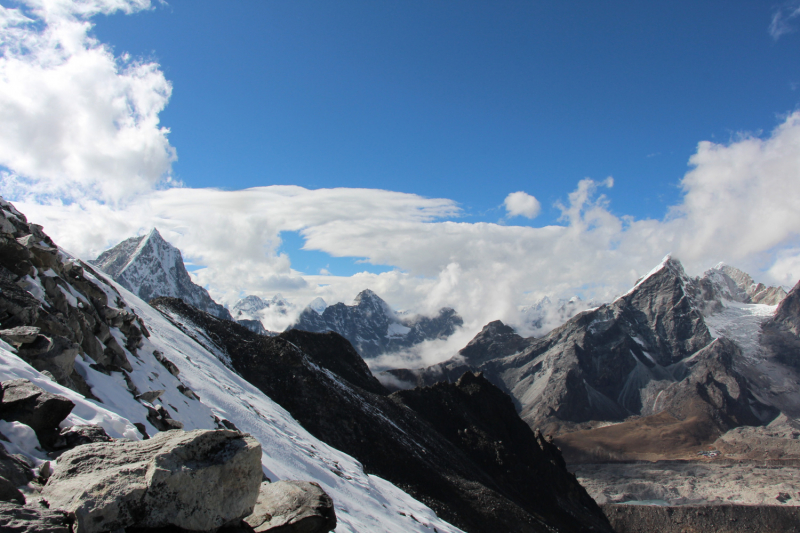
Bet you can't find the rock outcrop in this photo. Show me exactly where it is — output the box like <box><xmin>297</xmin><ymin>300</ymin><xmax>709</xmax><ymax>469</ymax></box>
<box><xmin>0</xmin><ymin>502</ymin><xmax>70</xmax><ymax>532</ymax></box>
<box><xmin>90</xmin><ymin>228</ymin><xmax>232</xmax><ymax>320</ymax></box>
<box><xmin>0</xmin><ymin>199</ymin><xmax>147</xmax><ymax>398</ymax></box>
<box><xmin>42</xmin><ymin>429</ymin><xmax>263</xmax><ymax>533</ymax></box>
<box><xmin>0</xmin><ymin>379</ymin><xmax>74</xmax><ymax>448</ymax></box>
<box><xmin>245</xmin><ymin>480</ymin><xmax>337</xmax><ymax>533</ymax></box>
<box><xmin>0</xmin><ymin>446</ymin><xmax>33</xmax><ymax>505</ymax></box>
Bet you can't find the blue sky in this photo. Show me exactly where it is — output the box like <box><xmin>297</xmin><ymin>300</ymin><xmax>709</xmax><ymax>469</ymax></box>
<box><xmin>2</xmin><ymin>0</ymin><xmax>800</xmax><ymax>348</ymax></box>
<box><xmin>88</xmin><ymin>0</ymin><xmax>799</xmax><ymax>225</ymax></box>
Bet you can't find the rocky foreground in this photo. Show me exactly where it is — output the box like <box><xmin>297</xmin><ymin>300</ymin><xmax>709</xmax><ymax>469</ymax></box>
<box><xmin>0</xmin><ymin>378</ymin><xmax>336</xmax><ymax>533</ymax></box>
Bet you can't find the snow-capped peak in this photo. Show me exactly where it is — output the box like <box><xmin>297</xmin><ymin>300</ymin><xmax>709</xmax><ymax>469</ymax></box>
<box><xmin>90</xmin><ymin>229</ymin><xmax>231</xmax><ymax>320</ymax></box>
<box><xmin>308</xmin><ymin>297</ymin><xmax>327</xmax><ymax>315</ymax></box>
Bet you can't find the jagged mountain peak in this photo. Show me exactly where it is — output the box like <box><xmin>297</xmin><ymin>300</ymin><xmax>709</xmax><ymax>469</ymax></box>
<box><xmin>618</xmin><ymin>254</ymin><xmax>688</xmax><ymax>301</ymax></box>
<box><xmin>353</xmin><ymin>289</ymin><xmax>391</xmax><ymax>311</ymax></box>
<box><xmin>90</xmin><ymin>230</ymin><xmax>231</xmax><ymax>321</ymax></box>
<box><xmin>291</xmin><ymin>289</ymin><xmax>463</xmax><ymax>359</ymax></box>
<box><xmin>308</xmin><ymin>297</ymin><xmax>327</xmax><ymax>314</ymax></box>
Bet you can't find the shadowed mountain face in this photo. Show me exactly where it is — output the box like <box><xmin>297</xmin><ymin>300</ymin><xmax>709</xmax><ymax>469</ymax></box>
<box><xmin>290</xmin><ymin>289</ymin><xmax>463</xmax><ymax>359</ymax></box>
<box><xmin>759</xmin><ymin>280</ymin><xmax>800</xmax><ymax>384</ymax></box>
<box><xmin>150</xmin><ymin>297</ymin><xmax>613</xmax><ymax>533</ymax></box>
<box><xmin>90</xmin><ymin>229</ymin><xmax>231</xmax><ymax>321</ymax></box>
<box><xmin>387</xmin><ymin>258</ymin><xmax>783</xmax><ymax>460</ymax></box>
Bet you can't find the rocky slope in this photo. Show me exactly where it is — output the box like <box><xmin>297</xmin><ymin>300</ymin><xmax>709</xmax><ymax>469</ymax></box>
<box><xmin>0</xmin><ymin>198</ymin><xmax>467</xmax><ymax>533</ymax></box>
<box><xmin>291</xmin><ymin>289</ymin><xmax>463</xmax><ymax>359</ymax></box>
<box><xmin>150</xmin><ymin>297</ymin><xmax>613</xmax><ymax>533</ymax></box>
<box><xmin>90</xmin><ymin>228</ymin><xmax>231</xmax><ymax>320</ymax></box>
<box><xmin>0</xmin><ymin>380</ymin><xmax>336</xmax><ymax>533</ymax></box>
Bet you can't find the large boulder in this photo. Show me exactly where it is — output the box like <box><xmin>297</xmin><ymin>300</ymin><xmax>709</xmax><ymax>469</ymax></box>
<box><xmin>42</xmin><ymin>429</ymin><xmax>262</xmax><ymax>533</ymax></box>
<box><xmin>0</xmin><ymin>379</ymin><xmax>74</xmax><ymax>446</ymax></box>
<box><xmin>244</xmin><ymin>480</ymin><xmax>336</xmax><ymax>533</ymax></box>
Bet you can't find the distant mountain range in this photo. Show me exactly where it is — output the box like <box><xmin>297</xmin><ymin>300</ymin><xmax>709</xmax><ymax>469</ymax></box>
<box><xmin>385</xmin><ymin>258</ymin><xmax>796</xmax><ymax>463</ymax></box>
<box><xmin>91</xmin><ymin>229</ymin><xmax>464</xmax><ymax>358</ymax></box>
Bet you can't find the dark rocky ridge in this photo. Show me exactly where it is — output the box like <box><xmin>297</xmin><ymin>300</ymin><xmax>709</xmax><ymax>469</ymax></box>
<box><xmin>0</xmin><ymin>199</ymin><xmax>147</xmax><ymax>399</ymax></box>
<box><xmin>774</xmin><ymin>279</ymin><xmax>800</xmax><ymax>337</ymax></box>
<box><xmin>291</xmin><ymin>289</ymin><xmax>463</xmax><ymax>359</ymax></box>
<box><xmin>150</xmin><ymin>296</ymin><xmax>613</xmax><ymax>533</ymax></box>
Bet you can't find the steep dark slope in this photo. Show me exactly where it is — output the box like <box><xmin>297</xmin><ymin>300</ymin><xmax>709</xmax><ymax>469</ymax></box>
<box><xmin>150</xmin><ymin>297</ymin><xmax>613</xmax><ymax>533</ymax></box>
<box><xmin>392</xmin><ymin>372</ymin><xmax>610</xmax><ymax>533</ymax></box>
<box><xmin>756</xmin><ymin>279</ymin><xmax>800</xmax><ymax>410</ymax></box>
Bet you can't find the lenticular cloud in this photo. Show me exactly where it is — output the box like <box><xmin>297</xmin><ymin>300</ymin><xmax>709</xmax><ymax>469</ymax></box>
<box><xmin>0</xmin><ymin>0</ymin><xmax>175</xmax><ymax>204</ymax></box>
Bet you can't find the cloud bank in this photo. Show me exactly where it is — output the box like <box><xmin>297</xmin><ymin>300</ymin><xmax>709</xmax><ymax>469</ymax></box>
<box><xmin>2</xmin><ymin>0</ymin><xmax>800</xmax><ymax>367</ymax></box>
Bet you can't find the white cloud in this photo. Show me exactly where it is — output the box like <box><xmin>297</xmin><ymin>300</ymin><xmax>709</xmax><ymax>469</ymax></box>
<box><xmin>14</xmin><ymin>104</ymin><xmax>800</xmax><ymax>363</ymax></box>
<box><xmin>0</xmin><ymin>0</ymin><xmax>174</xmax><ymax>204</ymax></box>
<box><xmin>770</xmin><ymin>1</ymin><xmax>800</xmax><ymax>40</ymax></box>
<box><xmin>503</xmin><ymin>191</ymin><xmax>541</xmax><ymax>219</ymax></box>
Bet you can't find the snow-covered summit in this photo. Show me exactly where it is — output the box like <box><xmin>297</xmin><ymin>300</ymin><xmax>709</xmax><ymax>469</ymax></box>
<box><xmin>703</xmin><ymin>263</ymin><xmax>786</xmax><ymax>305</ymax></box>
<box><xmin>232</xmin><ymin>294</ymin><xmax>289</xmax><ymax>320</ymax></box>
<box><xmin>90</xmin><ymin>228</ymin><xmax>231</xmax><ymax>320</ymax></box>
<box><xmin>308</xmin><ymin>297</ymin><xmax>327</xmax><ymax>315</ymax></box>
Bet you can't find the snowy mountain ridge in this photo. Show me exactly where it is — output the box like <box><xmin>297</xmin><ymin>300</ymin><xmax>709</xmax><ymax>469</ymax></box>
<box><xmin>90</xmin><ymin>228</ymin><xmax>232</xmax><ymax>321</ymax></box>
<box><xmin>291</xmin><ymin>289</ymin><xmax>464</xmax><ymax>359</ymax></box>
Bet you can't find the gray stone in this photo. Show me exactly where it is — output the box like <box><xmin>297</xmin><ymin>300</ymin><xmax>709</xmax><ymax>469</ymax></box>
<box><xmin>0</xmin><ymin>501</ymin><xmax>70</xmax><ymax>532</ymax></box>
<box><xmin>0</xmin><ymin>379</ymin><xmax>74</xmax><ymax>441</ymax></box>
<box><xmin>153</xmin><ymin>350</ymin><xmax>180</xmax><ymax>377</ymax></box>
<box><xmin>57</xmin><ymin>425</ymin><xmax>112</xmax><ymax>450</ymax></box>
<box><xmin>0</xmin><ymin>447</ymin><xmax>33</xmax><ymax>487</ymax></box>
<box><xmin>42</xmin><ymin>429</ymin><xmax>262</xmax><ymax>533</ymax></box>
<box><xmin>245</xmin><ymin>481</ymin><xmax>336</xmax><ymax>533</ymax></box>
<box><xmin>145</xmin><ymin>404</ymin><xmax>184</xmax><ymax>432</ymax></box>
<box><xmin>135</xmin><ymin>390</ymin><xmax>165</xmax><ymax>404</ymax></box>
<box><xmin>0</xmin><ymin>326</ymin><xmax>40</xmax><ymax>345</ymax></box>
<box><xmin>16</xmin><ymin>336</ymin><xmax>80</xmax><ymax>383</ymax></box>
